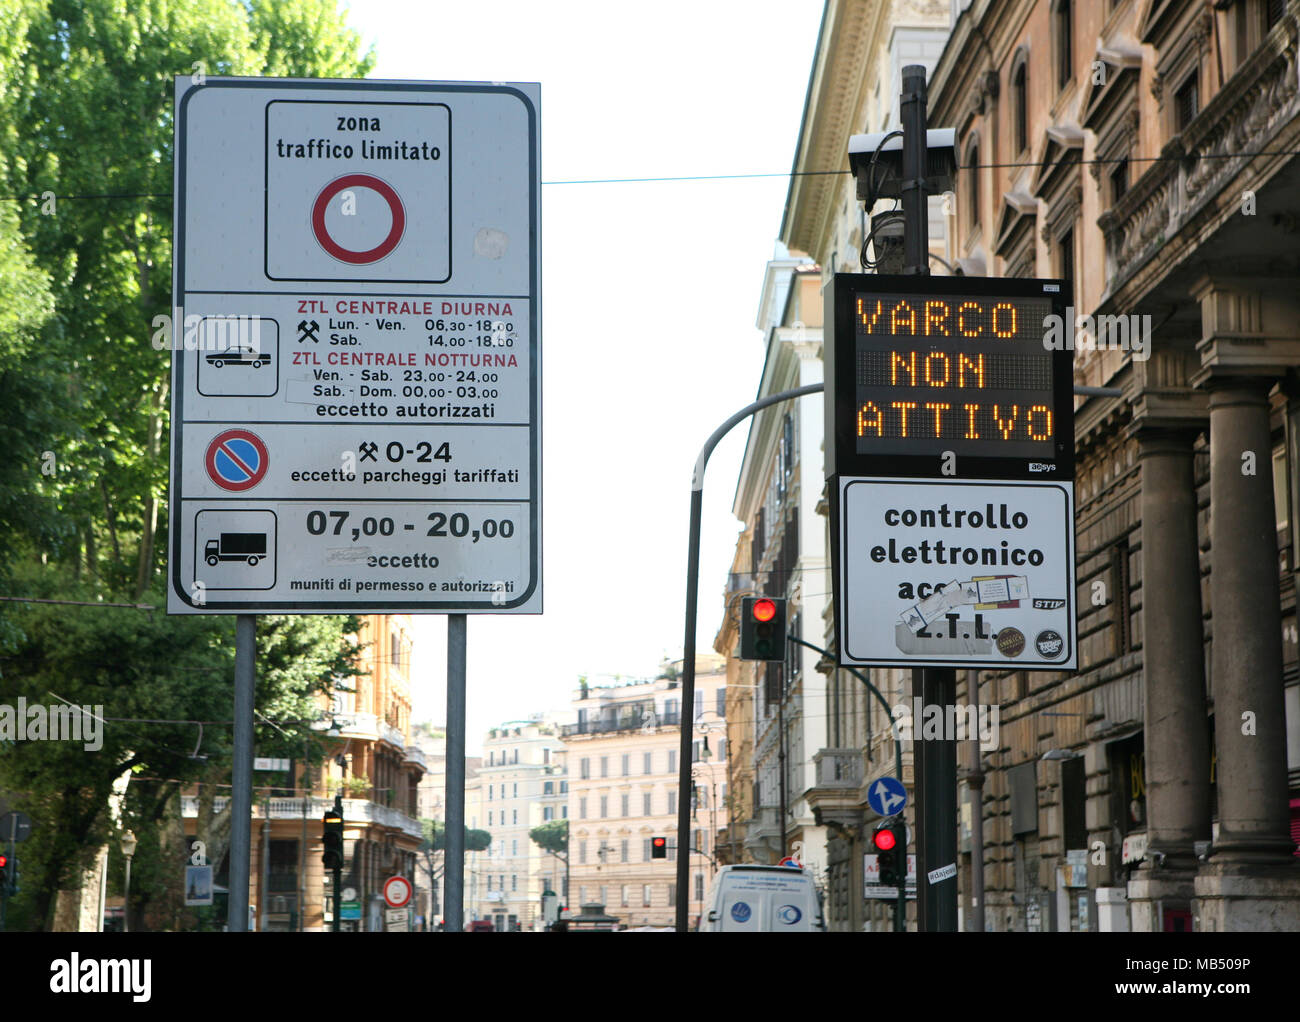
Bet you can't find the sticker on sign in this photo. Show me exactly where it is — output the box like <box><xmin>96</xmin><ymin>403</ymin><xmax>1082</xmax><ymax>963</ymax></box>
<box><xmin>167</xmin><ymin>77</ymin><xmax>541</xmax><ymax>614</ymax></box>
<box><xmin>927</xmin><ymin>862</ymin><xmax>958</xmax><ymax>885</ymax></box>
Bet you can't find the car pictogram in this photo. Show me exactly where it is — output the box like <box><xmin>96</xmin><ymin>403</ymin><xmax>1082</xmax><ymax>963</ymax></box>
<box><xmin>206</xmin><ymin>346</ymin><xmax>273</xmax><ymax>369</ymax></box>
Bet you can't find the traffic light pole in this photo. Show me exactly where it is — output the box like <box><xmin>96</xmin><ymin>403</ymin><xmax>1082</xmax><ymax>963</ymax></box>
<box><xmin>900</xmin><ymin>63</ymin><xmax>958</xmax><ymax>933</ymax></box>
<box><xmin>677</xmin><ymin>383</ymin><xmax>824</xmax><ymax>932</ymax></box>
<box><xmin>785</xmin><ymin>634</ymin><xmax>906</xmax><ymax>933</ymax></box>
<box><xmin>331</xmin><ymin>795</ymin><xmax>343</xmax><ymax>934</ymax></box>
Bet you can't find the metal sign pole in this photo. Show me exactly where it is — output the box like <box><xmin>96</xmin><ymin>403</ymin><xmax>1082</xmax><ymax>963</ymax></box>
<box><xmin>228</xmin><ymin>614</ymin><xmax>256</xmax><ymax>931</ymax></box>
<box><xmin>444</xmin><ymin>613</ymin><xmax>467</xmax><ymax>932</ymax></box>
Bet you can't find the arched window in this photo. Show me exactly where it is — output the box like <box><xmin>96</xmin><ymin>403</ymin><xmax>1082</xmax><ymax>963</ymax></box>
<box><xmin>966</xmin><ymin>137</ymin><xmax>980</xmax><ymax>232</ymax></box>
<box><xmin>1010</xmin><ymin>50</ymin><xmax>1029</xmax><ymax>154</ymax></box>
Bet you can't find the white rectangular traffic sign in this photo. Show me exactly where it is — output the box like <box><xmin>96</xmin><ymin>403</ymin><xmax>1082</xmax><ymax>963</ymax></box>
<box><xmin>839</xmin><ymin>477</ymin><xmax>1075</xmax><ymax>669</ymax></box>
<box><xmin>167</xmin><ymin>77</ymin><xmax>540</xmax><ymax>613</ymax></box>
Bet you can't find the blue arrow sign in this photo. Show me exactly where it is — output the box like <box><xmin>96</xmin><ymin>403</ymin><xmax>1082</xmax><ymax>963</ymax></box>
<box><xmin>866</xmin><ymin>776</ymin><xmax>907</xmax><ymax>817</ymax></box>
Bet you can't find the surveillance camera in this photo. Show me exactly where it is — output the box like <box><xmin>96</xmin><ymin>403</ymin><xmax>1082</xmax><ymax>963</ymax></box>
<box><xmin>848</xmin><ymin>128</ymin><xmax>957</xmax><ymax>205</ymax></box>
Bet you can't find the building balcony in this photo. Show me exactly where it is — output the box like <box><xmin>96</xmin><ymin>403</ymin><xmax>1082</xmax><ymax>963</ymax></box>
<box><xmin>181</xmin><ymin>795</ymin><xmax>423</xmax><ymax>840</ymax></box>
<box><xmin>805</xmin><ymin>749</ymin><xmax>866</xmax><ymax>831</ymax></box>
<box><xmin>561</xmin><ymin>704</ymin><xmax>676</xmax><ymax>736</ymax></box>
<box><xmin>744</xmin><ymin>806</ymin><xmax>783</xmax><ymax>859</ymax></box>
<box><xmin>379</xmin><ymin>722</ymin><xmax>406</xmax><ymax>748</ymax></box>
<box><xmin>1100</xmin><ymin>24</ymin><xmax>1300</xmax><ymax>303</ymax></box>
<box><xmin>404</xmin><ymin>744</ymin><xmax>428</xmax><ymax>770</ymax></box>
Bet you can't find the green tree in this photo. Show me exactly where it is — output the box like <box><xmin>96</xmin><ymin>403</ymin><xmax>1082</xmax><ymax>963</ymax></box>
<box><xmin>529</xmin><ymin>818</ymin><xmax>568</xmax><ymax>857</ymax></box>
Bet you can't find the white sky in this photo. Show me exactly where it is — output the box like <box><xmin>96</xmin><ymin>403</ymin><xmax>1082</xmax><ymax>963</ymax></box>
<box><xmin>342</xmin><ymin>0</ymin><xmax>826</xmax><ymax>753</ymax></box>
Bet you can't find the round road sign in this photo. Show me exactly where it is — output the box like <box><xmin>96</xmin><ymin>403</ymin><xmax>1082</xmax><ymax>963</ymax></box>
<box><xmin>383</xmin><ymin>874</ymin><xmax>412</xmax><ymax>909</ymax></box>
<box><xmin>205</xmin><ymin>429</ymin><xmax>268</xmax><ymax>491</ymax></box>
<box><xmin>312</xmin><ymin>173</ymin><xmax>406</xmax><ymax>264</ymax></box>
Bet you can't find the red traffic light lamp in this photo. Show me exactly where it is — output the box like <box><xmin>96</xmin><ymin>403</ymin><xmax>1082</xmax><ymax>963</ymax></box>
<box><xmin>872</xmin><ymin>827</ymin><xmax>897</xmax><ymax>852</ymax></box>
<box><xmin>651</xmin><ymin>836</ymin><xmax>667</xmax><ymax>859</ymax></box>
<box><xmin>752</xmin><ymin>598</ymin><xmax>776</xmax><ymax>622</ymax></box>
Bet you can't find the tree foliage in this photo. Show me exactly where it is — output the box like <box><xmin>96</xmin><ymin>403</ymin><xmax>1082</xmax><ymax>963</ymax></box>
<box><xmin>0</xmin><ymin>0</ymin><xmax>374</xmax><ymax>930</ymax></box>
<box><xmin>529</xmin><ymin>818</ymin><xmax>568</xmax><ymax>857</ymax></box>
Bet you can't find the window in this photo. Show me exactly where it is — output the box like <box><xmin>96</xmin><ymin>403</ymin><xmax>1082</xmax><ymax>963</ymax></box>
<box><xmin>600</xmin><ymin>886</ymin><xmax>608</xmax><ymax>907</ymax></box>
<box><xmin>500</xmin><ymin>784</ymin><xmax>505</xmax><ymax>799</ymax></box>
<box><xmin>579</xmin><ymin>841</ymin><xmax>587</xmax><ymax>865</ymax></box>
<box><xmin>643</xmin><ymin>751</ymin><xmax>653</xmax><ymax>774</ymax></box>
<box><xmin>1058</xmin><ymin>227</ymin><xmax>1074</xmax><ymax>282</ymax></box>
<box><xmin>543</xmin><ymin>747</ymin><xmax>550</xmax><ymax>764</ymax></box>
<box><xmin>512</xmin><ymin>749</ymin><xmax>518</xmax><ymax>764</ymax></box>
<box><xmin>694</xmin><ymin>874</ymin><xmax>704</xmax><ymax>902</ymax></box>
<box><xmin>664</xmin><ymin>698</ymin><xmax>679</xmax><ymax>724</ymax></box>
<box><xmin>600</xmin><ymin>756</ymin><xmax>609</xmax><ymax>778</ymax></box>
<box><xmin>1111</xmin><ymin>536</ymin><xmax>1132</xmax><ymax>654</ymax></box>
<box><xmin>620</xmin><ymin>839</ymin><xmax>629</xmax><ymax>863</ymax></box>
<box><xmin>621</xmin><ymin>793</ymin><xmax>630</xmax><ymax>817</ymax></box>
<box><xmin>512</xmin><ymin>809</ymin><xmax>518</xmax><ymax>824</ymax></box>
<box><xmin>667</xmin><ymin>790</ymin><xmax>677</xmax><ymax>815</ymax></box>
<box><xmin>1013</xmin><ymin>60</ymin><xmax>1028</xmax><ymax>154</ymax></box>
<box><xmin>562</xmin><ymin>805</ymin><xmax>568</xmax><ymax>818</ymax></box>
<box><xmin>643</xmin><ymin>792</ymin><xmax>652</xmax><ymax>816</ymax></box>
<box><xmin>560</xmin><ymin>781</ymin><xmax>567</xmax><ymax>794</ymax></box>
<box><xmin>511</xmin><ymin>874</ymin><xmax>517</xmax><ymax>892</ymax></box>
<box><xmin>488</xmin><ymin>751</ymin><xmax>494</xmax><ymax>766</ymax></box>
<box><xmin>543</xmin><ymin>781</ymin><xmax>553</xmax><ymax>795</ymax></box>
<box><xmin>512</xmin><ymin>783</ymin><xmax>518</xmax><ymax>798</ymax></box>
<box><xmin>543</xmin><ymin>806</ymin><xmax>553</xmax><ymax>821</ymax></box>
<box><xmin>487</xmin><ymin>786</ymin><xmax>493</xmax><ymax>801</ymax></box>
<box><xmin>694</xmin><ymin>690</ymin><xmax>703</xmax><ymax>721</ymax></box>
<box><xmin>667</xmin><ymin>884</ymin><xmax>676</xmax><ymax>907</ymax></box>
<box><xmin>1110</xmin><ymin>159</ymin><xmax>1128</xmax><ymax>204</ymax></box>
<box><xmin>643</xmin><ymin>837</ymin><xmax>653</xmax><ymax>860</ymax></box>
<box><xmin>716</xmin><ymin>687</ymin><xmax>726</xmax><ymax>718</ymax></box>
<box><xmin>667</xmin><ymin>750</ymin><xmax>677</xmax><ymax>774</ymax></box>
<box><xmin>600</xmin><ymin>796</ymin><xmax>608</xmax><ymax>818</ymax></box>
<box><xmin>643</xmin><ymin>884</ymin><xmax>652</xmax><ymax>907</ymax></box>
<box><xmin>718</xmin><ymin>737</ymin><xmax>727</xmax><ymax>762</ymax></box>
<box><xmin>621</xmin><ymin>884</ymin><xmax>630</xmax><ymax>907</ymax></box>
<box><xmin>1175</xmin><ymin>75</ymin><xmax>1198</xmax><ymax>132</ymax></box>
<box><xmin>488</xmin><ymin>811</ymin><xmax>494</xmax><ymax>826</ymax></box>
<box><xmin>580</xmin><ymin>758</ymin><xmax>590</xmax><ymax>780</ymax></box>
<box><xmin>621</xmin><ymin>753</ymin><xmax>630</xmax><ymax>776</ymax></box>
<box><xmin>1273</xmin><ymin>444</ymin><xmax>1289</xmax><ymax>529</ymax></box>
<box><xmin>579</xmin><ymin>885</ymin><xmax>586</xmax><ymax>905</ymax></box>
<box><xmin>1054</xmin><ymin>0</ymin><xmax>1072</xmax><ymax>90</ymax></box>
<box><xmin>579</xmin><ymin>797</ymin><xmax>587</xmax><ymax>819</ymax></box>
<box><xmin>967</xmin><ymin>140</ymin><xmax>980</xmax><ymax>231</ymax></box>
<box><xmin>512</xmin><ymin>839</ymin><xmax>517</xmax><ymax>855</ymax></box>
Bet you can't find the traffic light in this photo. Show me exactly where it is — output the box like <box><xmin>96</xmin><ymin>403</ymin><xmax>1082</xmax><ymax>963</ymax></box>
<box><xmin>740</xmin><ymin>596</ymin><xmax>787</xmax><ymax>661</ymax></box>
<box><xmin>872</xmin><ymin>822</ymin><xmax>902</xmax><ymax>887</ymax></box>
<box><xmin>0</xmin><ymin>854</ymin><xmax>8</xmax><ymax>895</ymax></box>
<box><xmin>322</xmin><ymin>807</ymin><xmax>344</xmax><ymax>870</ymax></box>
<box><xmin>651</xmin><ymin>836</ymin><xmax>667</xmax><ymax>859</ymax></box>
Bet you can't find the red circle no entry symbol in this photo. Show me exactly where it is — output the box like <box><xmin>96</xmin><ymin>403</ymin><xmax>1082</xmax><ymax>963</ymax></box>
<box><xmin>205</xmin><ymin>429</ymin><xmax>269</xmax><ymax>491</ymax></box>
<box><xmin>312</xmin><ymin>173</ymin><xmax>406</xmax><ymax>264</ymax></box>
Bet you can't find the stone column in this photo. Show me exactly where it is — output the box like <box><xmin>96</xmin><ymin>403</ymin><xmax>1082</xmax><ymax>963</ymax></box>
<box><xmin>1127</xmin><ymin>426</ymin><xmax>1211</xmax><ymax>930</ymax></box>
<box><xmin>1190</xmin><ymin>271</ymin><xmax>1300</xmax><ymax>927</ymax></box>
<box><xmin>1203</xmin><ymin>378</ymin><xmax>1292</xmax><ymax>863</ymax></box>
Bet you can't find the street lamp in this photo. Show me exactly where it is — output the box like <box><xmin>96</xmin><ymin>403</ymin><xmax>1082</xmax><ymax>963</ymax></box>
<box><xmin>120</xmin><ymin>830</ymin><xmax>138</xmax><ymax>933</ymax></box>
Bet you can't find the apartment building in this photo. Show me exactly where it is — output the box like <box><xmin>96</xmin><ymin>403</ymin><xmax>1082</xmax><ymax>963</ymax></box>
<box><xmin>564</xmin><ymin>655</ymin><xmax>728</xmax><ymax>928</ymax></box>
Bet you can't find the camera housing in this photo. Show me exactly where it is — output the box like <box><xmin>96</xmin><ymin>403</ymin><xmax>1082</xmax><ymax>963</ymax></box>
<box><xmin>848</xmin><ymin>127</ymin><xmax>957</xmax><ymax>204</ymax></box>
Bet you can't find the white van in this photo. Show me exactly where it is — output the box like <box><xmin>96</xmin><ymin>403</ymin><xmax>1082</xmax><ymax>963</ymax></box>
<box><xmin>700</xmin><ymin>865</ymin><xmax>825</xmax><ymax>932</ymax></box>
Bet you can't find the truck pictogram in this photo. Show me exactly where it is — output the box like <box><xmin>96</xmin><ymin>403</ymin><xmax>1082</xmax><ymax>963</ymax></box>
<box><xmin>205</xmin><ymin>532</ymin><xmax>268</xmax><ymax>566</ymax></box>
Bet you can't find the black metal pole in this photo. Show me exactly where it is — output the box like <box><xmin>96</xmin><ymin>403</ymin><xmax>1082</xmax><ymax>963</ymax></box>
<box><xmin>777</xmin><ymin>691</ymin><xmax>788</xmax><ymax>860</ymax></box>
<box><xmin>676</xmin><ymin>383</ymin><xmax>824</xmax><ymax>932</ymax></box>
<box><xmin>445</xmin><ymin>613</ymin><xmax>467</xmax><ymax>932</ymax></box>
<box><xmin>331</xmin><ymin>793</ymin><xmax>342</xmax><ymax>934</ymax></box>
<box><xmin>228</xmin><ymin>614</ymin><xmax>255</xmax><ymax>932</ymax></box>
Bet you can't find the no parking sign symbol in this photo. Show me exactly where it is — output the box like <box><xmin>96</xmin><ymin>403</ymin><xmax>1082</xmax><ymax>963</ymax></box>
<box><xmin>205</xmin><ymin>429</ymin><xmax>268</xmax><ymax>491</ymax></box>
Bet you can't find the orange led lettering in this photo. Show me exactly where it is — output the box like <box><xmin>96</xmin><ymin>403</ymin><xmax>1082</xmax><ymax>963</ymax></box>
<box><xmin>993</xmin><ymin>404</ymin><xmax>1019</xmax><ymax>439</ymax></box>
<box><xmin>857</xmin><ymin>401</ymin><xmax>884</xmax><ymax>437</ymax></box>
<box><xmin>958</xmin><ymin>352</ymin><xmax>984</xmax><ymax>388</ymax></box>
<box><xmin>958</xmin><ymin>302</ymin><xmax>981</xmax><ymax>336</ymax></box>
<box><xmin>890</xmin><ymin>301</ymin><xmax>917</xmax><ymax>334</ymax></box>
<box><xmin>992</xmin><ymin>302</ymin><xmax>1017</xmax><ymax>337</ymax></box>
<box><xmin>891</xmin><ymin>401</ymin><xmax>918</xmax><ymax>436</ymax></box>
<box><xmin>924</xmin><ymin>402</ymin><xmax>951</xmax><ymax>436</ymax></box>
<box><xmin>924</xmin><ymin>301</ymin><xmax>950</xmax><ymax>336</ymax></box>
<box><xmin>964</xmin><ymin>404</ymin><xmax>980</xmax><ymax>439</ymax></box>
<box><xmin>1027</xmin><ymin>405</ymin><xmax>1053</xmax><ymax>440</ymax></box>
<box><xmin>859</xmin><ymin>298</ymin><xmax>885</xmax><ymax>332</ymax></box>
<box><xmin>924</xmin><ymin>351</ymin><xmax>950</xmax><ymax>386</ymax></box>
<box><xmin>890</xmin><ymin>350</ymin><xmax>917</xmax><ymax>385</ymax></box>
